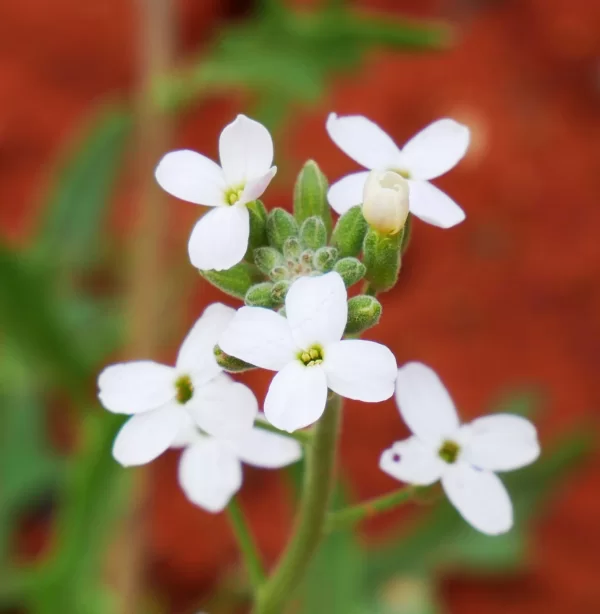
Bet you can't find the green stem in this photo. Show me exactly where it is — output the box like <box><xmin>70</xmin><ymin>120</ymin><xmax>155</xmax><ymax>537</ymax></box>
<box><xmin>253</xmin><ymin>419</ymin><xmax>313</xmax><ymax>445</ymax></box>
<box><xmin>227</xmin><ymin>497</ymin><xmax>265</xmax><ymax>592</ymax></box>
<box><xmin>253</xmin><ymin>394</ymin><xmax>341</xmax><ymax>614</ymax></box>
<box><xmin>325</xmin><ymin>486</ymin><xmax>417</xmax><ymax>532</ymax></box>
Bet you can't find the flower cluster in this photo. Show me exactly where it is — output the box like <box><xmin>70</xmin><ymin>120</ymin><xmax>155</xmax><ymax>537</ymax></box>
<box><xmin>98</xmin><ymin>113</ymin><xmax>539</xmax><ymax>534</ymax></box>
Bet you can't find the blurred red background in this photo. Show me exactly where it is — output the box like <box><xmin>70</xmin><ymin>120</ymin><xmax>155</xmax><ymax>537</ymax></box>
<box><xmin>1</xmin><ymin>0</ymin><xmax>599</xmax><ymax>612</ymax></box>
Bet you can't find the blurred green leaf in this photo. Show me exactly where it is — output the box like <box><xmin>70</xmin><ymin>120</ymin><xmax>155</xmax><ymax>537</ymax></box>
<box><xmin>33</xmin><ymin>106</ymin><xmax>131</xmax><ymax>271</ymax></box>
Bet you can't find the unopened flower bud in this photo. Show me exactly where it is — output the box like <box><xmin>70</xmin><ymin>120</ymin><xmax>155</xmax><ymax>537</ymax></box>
<box><xmin>254</xmin><ymin>246</ymin><xmax>284</xmax><ymax>275</ymax></box>
<box><xmin>362</xmin><ymin>170</ymin><xmax>410</xmax><ymax>235</ymax></box>
<box><xmin>313</xmin><ymin>246</ymin><xmax>338</xmax><ymax>272</ymax></box>
<box><xmin>214</xmin><ymin>345</ymin><xmax>255</xmax><ymax>372</ymax></box>
<box><xmin>334</xmin><ymin>257</ymin><xmax>366</xmax><ymax>288</ymax></box>
<box><xmin>245</xmin><ymin>282</ymin><xmax>277</xmax><ymax>307</ymax></box>
<box><xmin>267</xmin><ymin>208</ymin><xmax>298</xmax><ymax>251</ymax></box>
<box><xmin>345</xmin><ymin>295</ymin><xmax>382</xmax><ymax>335</ymax></box>
<box><xmin>283</xmin><ymin>236</ymin><xmax>302</xmax><ymax>261</ymax></box>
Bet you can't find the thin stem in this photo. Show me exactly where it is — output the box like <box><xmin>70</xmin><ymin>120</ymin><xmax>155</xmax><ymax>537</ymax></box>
<box><xmin>252</xmin><ymin>394</ymin><xmax>341</xmax><ymax>614</ymax></box>
<box><xmin>361</xmin><ymin>281</ymin><xmax>377</xmax><ymax>296</ymax></box>
<box><xmin>227</xmin><ymin>497</ymin><xmax>266</xmax><ymax>592</ymax></box>
<box><xmin>326</xmin><ymin>486</ymin><xmax>417</xmax><ymax>532</ymax></box>
<box><xmin>253</xmin><ymin>419</ymin><xmax>314</xmax><ymax>445</ymax></box>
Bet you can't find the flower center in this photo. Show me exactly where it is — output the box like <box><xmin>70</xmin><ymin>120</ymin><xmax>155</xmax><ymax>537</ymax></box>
<box><xmin>225</xmin><ymin>185</ymin><xmax>244</xmax><ymax>205</ymax></box>
<box><xmin>438</xmin><ymin>439</ymin><xmax>460</xmax><ymax>464</ymax></box>
<box><xmin>175</xmin><ymin>374</ymin><xmax>194</xmax><ymax>404</ymax></box>
<box><xmin>391</xmin><ymin>168</ymin><xmax>411</xmax><ymax>180</ymax></box>
<box><xmin>298</xmin><ymin>345</ymin><xmax>324</xmax><ymax>367</ymax></box>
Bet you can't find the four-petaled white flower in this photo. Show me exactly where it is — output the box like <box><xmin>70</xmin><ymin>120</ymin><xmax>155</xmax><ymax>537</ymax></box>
<box><xmin>174</xmin><ymin>413</ymin><xmax>302</xmax><ymax>513</ymax></box>
<box><xmin>98</xmin><ymin>304</ymin><xmax>258</xmax><ymax>467</ymax></box>
<box><xmin>380</xmin><ymin>362</ymin><xmax>540</xmax><ymax>535</ymax></box>
<box><xmin>219</xmin><ymin>272</ymin><xmax>397</xmax><ymax>433</ymax></box>
<box><xmin>326</xmin><ymin>113</ymin><xmax>470</xmax><ymax>229</ymax></box>
<box><xmin>155</xmin><ymin>114</ymin><xmax>277</xmax><ymax>271</ymax></box>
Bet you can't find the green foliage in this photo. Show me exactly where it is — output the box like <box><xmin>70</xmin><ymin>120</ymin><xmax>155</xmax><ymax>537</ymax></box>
<box><xmin>254</xmin><ymin>246</ymin><xmax>285</xmax><ymax>276</ymax></box>
<box><xmin>271</xmin><ymin>280</ymin><xmax>291</xmax><ymax>304</ymax></box>
<box><xmin>245</xmin><ymin>282</ymin><xmax>277</xmax><ymax>307</ymax></box>
<box><xmin>345</xmin><ymin>295</ymin><xmax>382</xmax><ymax>335</ymax></box>
<box><xmin>300</xmin><ymin>216</ymin><xmax>328</xmax><ymax>251</ymax></box>
<box><xmin>267</xmin><ymin>208</ymin><xmax>299</xmax><ymax>251</ymax></box>
<box><xmin>294</xmin><ymin>161</ymin><xmax>332</xmax><ymax>234</ymax></box>
<box><xmin>334</xmin><ymin>257</ymin><xmax>366</xmax><ymax>288</ymax></box>
<box><xmin>246</xmin><ymin>200</ymin><xmax>269</xmax><ymax>261</ymax></box>
<box><xmin>332</xmin><ymin>206</ymin><xmax>368</xmax><ymax>258</ymax></box>
<box><xmin>363</xmin><ymin>228</ymin><xmax>402</xmax><ymax>293</ymax></box>
<box><xmin>200</xmin><ymin>262</ymin><xmax>259</xmax><ymax>299</ymax></box>
<box><xmin>283</xmin><ymin>236</ymin><xmax>302</xmax><ymax>261</ymax></box>
<box><xmin>313</xmin><ymin>246</ymin><xmax>338</xmax><ymax>272</ymax></box>
<box><xmin>214</xmin><ymin>345</ymin><xmax>256</xmax><ymax>373</ymax></box>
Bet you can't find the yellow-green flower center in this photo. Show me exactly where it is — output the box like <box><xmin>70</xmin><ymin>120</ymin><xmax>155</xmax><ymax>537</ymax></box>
<box><xmin>175</xmin><ymin>374</ymin><xmax>194</xmax><ymax>404</ymax></box>
<box><xmin>225</xmin><ymin>186</ymin><xmax>244</xmax><ymax>205</ymax></box>
<box><xmin>392</xmin><ymin>168</ymin><xmax>411</xmax><ymax>179</ymax></box>
<box><xmin>298</xmin><ymin>345</ymin><xmax>324</xmax><ymax>367</ymax></box>
<box><xmin>438</xmin><ymin>439</ymin><xmax>460</xmax><ymax>464</ymax></box>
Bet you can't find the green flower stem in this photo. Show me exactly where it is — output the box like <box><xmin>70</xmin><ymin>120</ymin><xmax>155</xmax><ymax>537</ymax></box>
<box><xmin>252</xmin><ymin>394</ymin><xmax>341</xmax><ymax>614</ymax></box>
<box><xmin>326</xmin><ymin>486</ymin><xmax>417</xmax><ymax>532</ymax></box>
<box><xmin>227</xmin><ymin>497</ymin><xmax>266</xmax><ymax>592</ymax></box>
<box><xmin>253</xmin><ymin>419</ymin><xmax>313</xmax><ymax>445</ymax></box>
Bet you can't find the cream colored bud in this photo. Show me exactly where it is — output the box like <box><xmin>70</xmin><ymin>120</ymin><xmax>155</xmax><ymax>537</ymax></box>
<box><xmin>362</xmin><ymin>170</ymin><xmax>410</xmax><ymax>235</ymax></box>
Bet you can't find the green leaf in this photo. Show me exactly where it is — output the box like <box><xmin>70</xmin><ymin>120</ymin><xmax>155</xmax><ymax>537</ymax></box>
<box><xmin>199</xmin><ymin>262</ymin><xmax>260</xmax><ymax>299</ymax></box>
<box><xmin>332</xmin><ymin>206</ymin><xmax>368</xmax><ymax>258</ymax></box>
<box><xmin>293</xmin><ymin>161</ymin><xmax>332</xmax><ymax>234</ymax></box>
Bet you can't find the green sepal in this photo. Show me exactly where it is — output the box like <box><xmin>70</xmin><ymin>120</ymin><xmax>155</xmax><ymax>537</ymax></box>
<box><xmin>271</xmin><ymin>280</ymin><xmax>291</xmax><ymax>304</ymax></box>
<box><xmin>300</xmin><ymin>216</ymin><xmax>327</xmax><ymax>250</ymax></box>
<box><xmin>245</xmin><ymin>282</ymin><xmax>277</xmax><ymax>307</ymax></box>
<box><xmin>332</xmin><ymin>206</ymin><xmax>368</xmax><ymax>258</ymax></box>
<box><xmin>313</xmin><ymin>246</ymin><xmax>338</xmax><ymax>272</ymax></box>
<box><xmin>334</xmin><ymin>257</ymin><xmax>366</xmax><ymax>288</ymax></box>
<box><xmin>362</xmin><ymin>227</ymin><xmax>402</xmax><ymax>293</ymax></box>
<box><xmin>345</xmin><ymin>295</ymin><xmax>382</xmax><ymax>335</ymax></box>
<box><xmin>214</xmin><ymin>345</ymin><xmax>256</xmax><ymax>373</ymax></box>
<box><xmin>299</xmin><ymin>249</ymin><xmax>314</xmax><ymax>268</ymax></box>
<box><xmin>293</xmin><ymin>159</ymin><xmax>332</xmax><ymax>234</ymax></box>
<box><xmin>400</xmin><ymin>212</ymin><xmax>412</xmax><ymax>255</ymax></box>
<box><xmin>244</xmin><ymin>200</ymin><xmax>268</xmax><ymax>261</ymax></box>
<box><xmin>283</xmin><ymin>236</ymin><xmax>302</xmax><ymax>261</ymax></box>
<box><xmin>254</xmin><ymin>246</ymin><xmax>284</xmax><ymax>276</ymax></box>
<box><xmin>267</xmin><ymin>208</ymin><xmax>298</xmax><ymax>251</ymax></box>
<box><xmin>199</xmin><ymin>262</ymin><xmax>259</xmax><ymax>299</ymax></box>
<box><xmin>270</xmin><ymin>265</ymin><xmax>289</xmax><ymax>281</ymax></box>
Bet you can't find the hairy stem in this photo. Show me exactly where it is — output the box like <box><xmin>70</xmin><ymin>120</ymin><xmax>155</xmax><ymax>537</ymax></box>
<box><xmin>252</xmin><ymin>394</ymin><xmax>341</xmax><ymax>614</ymax></box>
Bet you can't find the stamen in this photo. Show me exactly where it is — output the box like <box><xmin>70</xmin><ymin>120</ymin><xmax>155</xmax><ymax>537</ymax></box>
<box><xmin>175</xmin><ymin>374</ymin><xmax>194</xmax><ymax>404</ymax></box>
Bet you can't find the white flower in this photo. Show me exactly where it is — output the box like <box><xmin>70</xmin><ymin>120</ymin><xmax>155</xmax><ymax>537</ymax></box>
<box><xmin>326</xmin><ymin>114</ymin><xmax>470</xmax><ymax>229</ymax></box>
<box><xmin>155</xmin><ymin>114</ymin><xmax>277</xmax><ymax>271</ymax></box>
<box><xmin>98</xmin><ymin>304</ymin><xmax>258</xmax><ymax>467</ymax></box>
<box><xmin>380</xmin><ymin>362</ymin><xmax>540</xmax><ymax>535</ymax></box>
<box><xmin>174</xmin><ymin>413</ymin><xmax>302</xmax><ymax>513</ymax></box>
<box><xmin>362</xmin><ymin>170</ymin><xmax>410</xmax><ymax>235</ymax></box>
<box><xmin>219</xmin><ymin>272</ymin><xmax>397</xmax><ymax>432</ymax></box>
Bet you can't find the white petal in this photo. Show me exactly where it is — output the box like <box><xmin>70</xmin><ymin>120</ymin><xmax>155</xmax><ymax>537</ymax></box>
<box><xmin>401</xmin><ymin>118</ymin><xmax>470</xmax><ymax>180</ymax></box>
<box><xmin>324</xmin><ymin>340</ymin><xmax>397</xmax><ymax>402</ymax></box>
<box><xmin>219</xmin><ymin>306</ymin><xmax>297</xmax><ymax>371</ymax></box>
<box><xmin>112</xmin><ymin>404</ymin><xmax>185</xmax><ymax>466</ymax></box>
<box><xmin>238</xmin><ymin>167</ymin><xmax>277</xmax><ymax>206</ymax></box>
<box><xmin>380</xmin><ymin>437</ymin><xmax>445</xmax><ymax>486</ymax></box>
<box><xmin>188</xmin><ymin>203</ymin><xmax>250</xmax><ymax>271</ymax></box>
<box><xmin>229</xmin><ymin>424</ymin><xmax>303</xmax><ymax>468</ymax></box>
<box><xmin>407</xmin><ymin>180</ymin><xmax>465</xmax><ymax>228</ymax></box>
<box><xmin>327</xmin><ymin>171</ymin><xmax>370</xmax><ymax>215</ymax></box>
<box><xmin>188</xmin><ymin>374</ymin><xmax>258</xmax><ymax>438</ymax></box>
<box><xmin>264</xmin><ymin>362</ymin><xmax>328</xmax><ymax>432</ymax></box>
<box><xmin>170</xmin><ymin>411</ymin><xmax>203</xmax><ymax>448</ymax></box>
<box><xmin>442</xmin><ymin>463</ymin><xmax>513</xmax><ymax>535</ymax></box>
<box><xmin>155</xmin><ymin>150</ymin><xmax>225</xmax><ymax>206</ymax></box>
<box><xmin>326</xmin><ymin>113</ymin><xmax>401</xmax><ymax>170</ymax></box>
<box><xmin>395</xmin><ymin>362</ymin><xmax>460</xmax><ymax>446</ymax></box>
<box><xmin>176</xmin><ymin>303</ymin><xmax>235</xmax><ymax>376</ymax></box>
<box><xmin>98</xmin><ymin>361</ymin><xmax>176</xmax><ymax>414</ymax></box>
<box><xmin>462</xmin><ymin>414</ymin><xmax>540</xmax><ymax>472</ymax></box>
<box><xmin>219</xmin><ymin>114</ymin><xmax>274</xmax><ymax>185</ymax></box>
<box><xmin>178</xmin><ymin>439</ymin><xmax>242</xmax><ymax>513</ymax></box>
<box><xmin>285</xmin><ymin>272</ymin><xmax>347</xmax><ymax>349</ymax></box>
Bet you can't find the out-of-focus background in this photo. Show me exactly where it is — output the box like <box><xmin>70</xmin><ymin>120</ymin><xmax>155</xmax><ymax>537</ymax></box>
<box><xmin>0</xmin><ymin>0</ymin><xmax>599</xmax><ymax>613</ymax></box>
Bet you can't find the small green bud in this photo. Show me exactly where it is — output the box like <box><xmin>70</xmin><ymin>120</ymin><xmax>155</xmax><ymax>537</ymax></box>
<box><xmin>267</xmin><ymin>208</ymin><xmax>298</xmax><ymax>251</ymax></box>
<box><xmin>332</xmin><ymin>205</ymin><xmax>368</xmax><ymax>258</ymax></box>
<box><xmin>214</xmin><ymin>345</ymin><xmax>255</xmax><ymax>373</ymax></box>
<box><xmin>254</xmin><ymin>246</ymin><xmax>284</xmax><ymax>276</ymax></box>
<box><xmin>334</xmin><ymin>257</ymin><xmax>366</xmax><ymax>288</ymax></box>
<box><xmin>200</xmin><ymin>262</ymin><xmax>258</xmax><ymax>299</ymax></box>
<box><xmin>299</xmin><ymin>249</ymin><xmax>314</xmax><ymax>267</ymax></box>
<box><xmin>362</xmin><ymin>227</ymin><xmax>402</xmax><ymax>293</ymax></box>
<box><xmin>299</xmin><ymin>216</ymin><xmax>327</xmax><ymax>250</ymax></box>
<box><xmin>269</xmin><ymin>265</ymin><xmax>289</xmax><ymax>282</ymax></box>
<box><xmin>245</xmin><ymin>282</ymin><xmax>277</xmax><ymax>307</ymax></box>
<box><xmin>345</xmin><ymin>295</ymin><xmax>382</xmax><ymax>335</ymax></box>
<box><xmin>283</xmin><ymin>236</ymin><xmax>302</xmax><ymax>261</ymax></box>
<box><xmin>245</xmin><ymin>200</ymin><xmax>268</xmax><ymax>261</ymax></box>
<box><xmin>271</xmin><ymin>280</ymin><xmax>291</xmax><ymax>304</ymax></box>
<box><xmin>313</xmin><ymin>246</ymin><xmax>338</xmax><ymax>272</ymax></box>
<box><xmin>293</xmin><ymin>159</ymin><xmax>332</xmax><ymax>234</ymax></box>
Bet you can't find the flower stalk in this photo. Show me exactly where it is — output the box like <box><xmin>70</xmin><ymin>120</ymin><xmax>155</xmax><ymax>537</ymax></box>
<box><xmin>253</xmin><ymin>394</ymin><xmax>341</xmax><ymax>614</ymax></box>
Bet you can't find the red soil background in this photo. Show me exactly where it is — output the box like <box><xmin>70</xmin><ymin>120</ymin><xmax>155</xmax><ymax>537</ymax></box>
<box><xmin>1</xmin><ymin>0</ymin><xmax>599</xmax><ymax>612</ymax></box>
